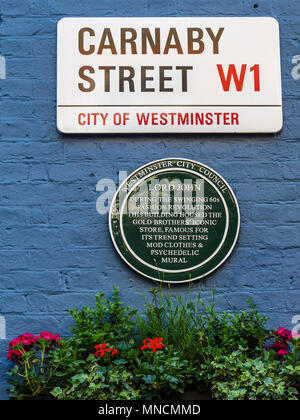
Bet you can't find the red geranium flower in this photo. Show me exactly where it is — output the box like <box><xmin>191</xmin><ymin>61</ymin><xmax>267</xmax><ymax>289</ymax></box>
<box><xmin>20</xmin><ymin>333</ymin><xmax>36</xmax><ymax>348</ymax></box>
<box><xmin>35</xmin><ymin>331</ymin><xmax>61</xmax><ymax>348</ymax></box>
<box><xmin>270</xmin><ymin>339</ymin><xmax>288</xmax><ymax>351</ymax></box>
<box><xmin>274</xmin><ymin>327</ymin><xmax>292</xmax><ymax>342</ymax></box>
<box><xmin>277</xmin><ymin>349</ymin><xmax>289</xmax><ymax>357</ymax></box>
<box><xmin>94</xmin><ymin>343</ymin><xmax>117</xmax><ymax>358</ymax></box>
<box><xmin>267</xmin><ymin>326</ymin><xmax>294</xmax><ymax>359</ymax></box>
<box><xmin>37</xmin><ymin>331</ymin><xmax>54</xmax><ymax>341</ymax></box>
<box><xmin>7</xmin><ymin>333</ymin><xmax>36</xmax><ymax>362</ymax></box>
<box><xmin>7</xmin><ymin>348</ymin><xmax>25</xmax><ymax>362</ymax></box>
<box><xmin>9</xmin><ymin>333</ymin><xmax>36</xmax><ymax>349</ymax></box>
<box><xmin>94</xmin><ymin>343</ymin><xmax>118</xmax><ymax>357</ymax></box>
<box><xmin>141</xmin><ymin>337</ymin><xmax>166</xmax><ymax>352</ymax></box>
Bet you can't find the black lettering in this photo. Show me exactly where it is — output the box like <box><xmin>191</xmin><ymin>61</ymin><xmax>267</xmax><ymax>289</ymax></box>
<box><xmin>163</xmin><ymin>28</ymin><xmax>183</xmax><ymax>54</ymax></box>
<box><xmin>78</xmin><ymin>27</ymin><xmax>95</xmax><ymax>55</ymax></box>
<box><xmin>121</xmin><ymin>28</ymin><xmax>137</xmax><ymax>54</ymax></box>
<box><xmin>141</xmin><ymin>28</ymin><xmax>161</xmax><ymax>54</ymax></box>
<box><xmin>187</xmin><ymin>28</ymin><xmax>204</xmax><ymax>54</ymax></box>
<box><xmin>206</xmin><ymin>27</ymin><xmax>224</xmax><ymax>54</ymax></box>
<box><xmin>119</xmin><ymin>66</ymin><xmax>135</xmax><ymax>92</ymax></box>
<box><xmin>176</xmin><ymin>66</ymin><xmax>193</xmax><ymax>92</ymax></box>
<box><xmin>141</xmin><ymin>66</ymin><xmax>155</xmax><ymax>92</ymax></box>
<box><xmin>160</xmin><ymin>66</ymin><xmax>173</xmax><ymax>92</ymax></box>
<box><xmin>97</xmin><ymin>28</ymin><xmax>117</xmax><ymax>54</ymax></box>
<box><xmin>78</xmin><ymin>66</ymin><xmax>95</xmax><ymax>92</ymax></box>
<box><xmin>98</xmin><ymin>66</ymin><xmax>116</xmax><ymax>92</ymax></box>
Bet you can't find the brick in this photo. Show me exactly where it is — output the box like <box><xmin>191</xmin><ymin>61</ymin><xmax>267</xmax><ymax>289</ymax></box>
<box><xmin>60</xmin><ymin>226</ymin><xmax>106</xmax><ymax>247</ymax></box>
<box><xmin>0</xmin><ymin>39</ymin><xmax>33</xmax><ymax>57</ymax></box>
<box><xmin>272</xmin><ymin>0</ymin><xmax>300</xmax><ymax>16</ymax></box>
<box><xmin>62</xmin><ymin>269</ymin><xmax>114</xmax><ymax>291</ymax></box>
<box><xmin>29</xmin><ymin>164</ymin><xmax>49</xmax><ymax>182</ymax></box>
<box><xmin>5</xmin><ymin>315</ymin><xmax>61</xmax><ymax>337</ymax></box>
<box><xmin>30</xmin><ymin>37</ymin><xmax>56</xmax><ymax>57</ymax></box>
<box><xmin>26</xmin><ymin>293</ymin><xmax>49</xmax><ymax>312</ymax></box>
<box><xmin>48</xmin><ymin>163</ymin><xmax>105</xmax><ymax>183</ymax></box>
<box><xmin>30</xmin><ymin>0</ymin><xmax>49</xmax><ymax>15</ymax></box>
<box><xmin>243</xmin><ymin>0</ymin><xmax>272</xmax><ymax>15</ymax></box>
<box><xmin>0</xmin><ymin>271</ymin><xmax>63</xmax><ymax>292</ymax></box>
<box><xmin>0</xmin><ymin>294</ymin><xmax>27</xmax><ymax>313</ymax></box>
<box><xmin>0</xmin><ymin>141</ymin><xmax>64</xmax><ymax>162</ymax></box>
<box><xmin>0</xmin><ymin>206</ymin><xmax>31</xmax><ymax>226</ymax></box>
<box><xmin>0</xmin><ymin>79</ymin><xmax>33</xmax><ymax>98</ymax></box>
<box><xmin>236</xmin><ymin>182</ymin><xmax>300</xmax><ymax>203</ymax></box>
<box><xmin>289</xmin><ymin>17</ymin><xmax>300</xmax><ymax>38</ymax></box>
<box><xmin>47</xmin><ymin>205</ymin><xmax>100</xmax><ymax>226</ymax></box>
<box><xmin>0</xmin><ymin>163</ymin><xmax>29</xmax><ymax>183</ymax></box>
<box><xmin>30</xmin><ymin>207</ymin><xmax>49</xmax><ymax>224</ymax></box>
<box><xmin>1</xmin><ymin>0</ymin><xmax>31</xmax><ymax>16</ymax></box>
<box><xmin>1</xmin><ymin>18</ymin><xmax>56</xmax><ymax>36</ymax></box>
<box><xmin>47</xmin><ymin>293</ymin><xmax>96</xmax><ymax>312</ymax></box>
<box><xmin>0</xmin><ymin>120</ymin><xmax>32</xmax><ymax>140</ymax></box>
<box><xmin>227</xmin><ymin>291</ymin><xmax>286</xmax><ymax>312</ymax></box>
<box><xmin>32</xmin><ymin>80</ymin><xmax>56</xmax><ymax>98</ymax></box>
<box><xmin>147</xmin><ymin>0</ymin><xmax>178</xmax><ymax>16</ymax></box>
<box><xmin>32</xmin><ymin>100</ymin><xmax>56</xmax><ymax>120</ymax></box>
<box><xmin>282</xmin><ymin>161</ymin><xmax>300</xmax><ymax>180</ymax></box>
<box><xmin>239</xmin><ymin>225</ymin><xmax>300</xmax><ymax>248</ymax></box>
<box><xmin>49</xmin><ymin>0</ymin><xmax>119</xmax><ymax>15</ymax></box>
<box><xmin>284</xmin><ymin>290</ymin><xmax>300</xmax><ymax>311</ymax></box>
<box><xmin>250</xmin><ymin>203</ymin><xmax>300</xmax><ymax>224</ymax></box>
<box><xmin>64</xmin><ymin>141</ymin><xmax>98</xmax><ymax>161</ymax></box>
<box><xmin>266</xmin><ymin>313</ymin><xmax>300</xmax><ymax>331</ymax></box>
<box><xmin>0</xmin><ymin>99</ymin><xmax>33</xmax><ymax>119</ymax></box>
<box><xmin>177</xmin><ymin>0</ymin><xmax>243</xmax><ymax>15</ymax></box>
<box><xmin>223</xmin><ymin>268</ymin><xmax>286</xmax><ymax>289</ymax></box>
<box><xmin>0</xmin><ymin>251</ymin><xmax>29</xmax><ymax>270</ymax></box>
<box><xmin>0</xmin><ymin>226</ymin><xmax>62</xmax><ymax>249</ymax></box>
<box><xmin>58</xmin><ymin>183</ymin><xmax>99</xmax><ymax>204</ymax></box>
<box><xmin>29</xmin><ymin>248</ymin><xmax>112</xmax><ymax>270</ymax></box>
<box><xmin>9</xmin><ymin>58</ymin><xmax>55</xmax><ymax>79</ymax></box>
<box><xmin>216</xmin><ymin>161</ymin><xmax>282</xmax><ymax>181</ymax></box>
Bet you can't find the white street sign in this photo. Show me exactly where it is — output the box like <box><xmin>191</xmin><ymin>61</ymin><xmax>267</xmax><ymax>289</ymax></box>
<box><xmin>57</xmin><ymin>17</ymin><xmax>282</xmax><ymax>134</ymax></box>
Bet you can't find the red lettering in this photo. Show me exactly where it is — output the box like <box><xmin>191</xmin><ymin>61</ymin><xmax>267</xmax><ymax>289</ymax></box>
<box><xmin>217</xmin><ymin>64</ymin><xmax>247</xmax><ymax>91</ymax></box>
<box><xmin>136</xmin><ymin>113</ymin><xmax>150</xmax><ymax>125</ymax></box>
<box><xmin>250</xmin><ymin>64</ymin><xmax>260</xmax><ymax>91</ymax></box>
<box><xmin>231</xmin><ymin>113</ymin><xmax>239</xmax><ymax>125</ymax></box>
<box><xmin>78</xmin><ymin>113</ymin><xmax>85</xmax><ymax>125</ymax></box>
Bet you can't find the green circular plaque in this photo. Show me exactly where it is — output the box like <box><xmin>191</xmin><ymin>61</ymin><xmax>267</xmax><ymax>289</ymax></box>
<box><xmin>109</xmin><ymin>158</ymin><xmax>240</xmax><ymax>283</ymax></box>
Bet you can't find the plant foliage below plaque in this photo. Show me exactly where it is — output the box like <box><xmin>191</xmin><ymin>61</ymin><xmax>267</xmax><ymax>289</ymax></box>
<box><xmin>6</xmin><ymin>287</ymin><xmax>300</xmax><ymax>400</ymax></box>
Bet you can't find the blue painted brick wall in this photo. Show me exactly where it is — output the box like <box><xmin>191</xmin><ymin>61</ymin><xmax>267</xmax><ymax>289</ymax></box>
<box><xmin>0</xmin><ymin>0</ymin><xmax>300</xmax><ymax>399</ymax></box>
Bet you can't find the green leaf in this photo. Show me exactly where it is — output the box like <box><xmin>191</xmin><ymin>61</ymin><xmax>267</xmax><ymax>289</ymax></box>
<box><xmin>142</xmin><ymin>375</ymin><xmax>156</xmax><ymax>384</ymax></box>
<box><xmin>51</xmin><ymin>387</ymin><xmax>62</xmax><ymax>398</ymax></box>
<box><xmin>71</xmin><ymin>374</ymin><xmax>88</xmax><ymax>383</ymax></box>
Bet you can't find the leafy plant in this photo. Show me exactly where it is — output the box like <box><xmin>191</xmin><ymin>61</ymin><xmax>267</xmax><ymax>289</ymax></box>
<box><xmin>6</xmin><ymin>332</ymin><xmax>66</xmax><ymax>400</ymax></box>
<box><xmin>19</xmin><ymin>289</ymin><xmax>140</xmax><ymax>401</ymax></box>
<box><xmin>198</xmin><ymin>347</ymin><xmax>299</xmax><ymax>400</ymax></box>
<box><xmin>136</xmin><ymin>288</ymin><xmax>202</xmax><ymax>358</ymax></box>
<box><xmin>135</xmin><ymin>345</ymin><xmax>195</xmax><ymax>399</ymax></box>
<box><xmin>6</xmin><ymin>287</ymin><xmax>299</xmax><ymax>400</ymax></box>
<box><xmin>137</xmin><ymin>288</ymin><xmax>268</xmax><ymax>363</ymax></box>
<box><xmin>68</xmin><ymin>287</ymin><xmax>137</xmax><ymax>354</ymax></box>
<box><xmin>51</xmin><ymin>355</ymin><xmax>140</xmax><ymax>400</ymax></box>
<box><xmin>285</xmin><ymin>337</ymin><xmax>300</xmax><ymax>370</ymax></box>
<box><xmin>197</xmin><ymin>297</ymin><xmax>269</xmax><ymax>362</ymax></box>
